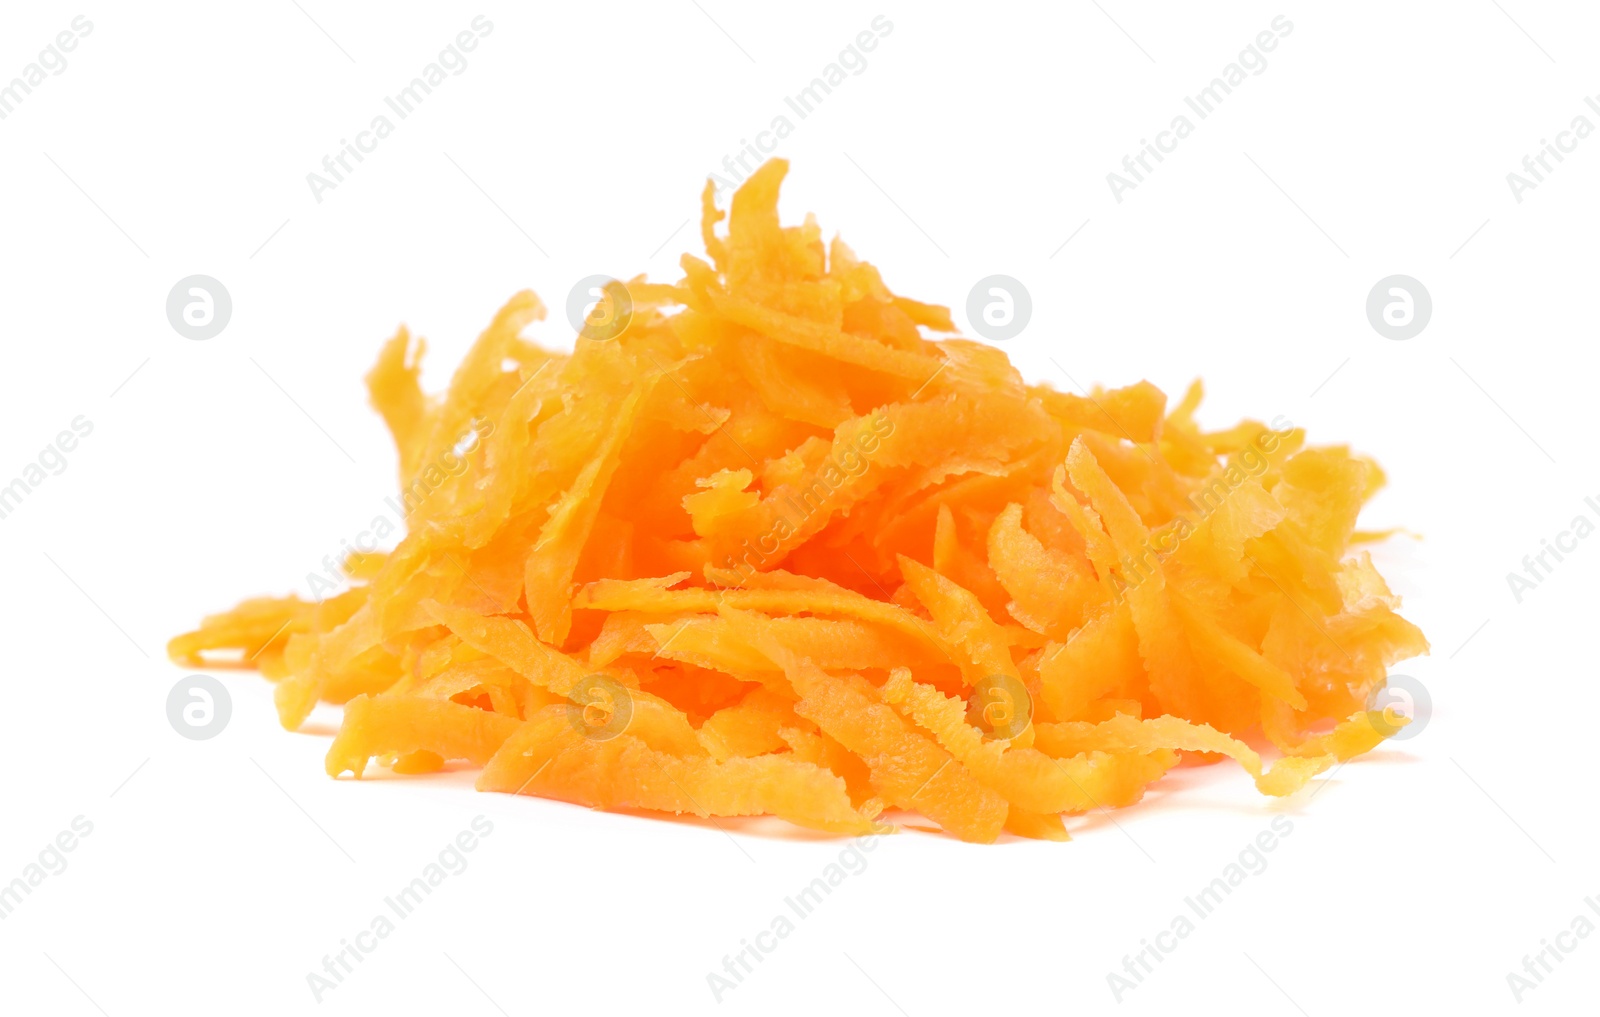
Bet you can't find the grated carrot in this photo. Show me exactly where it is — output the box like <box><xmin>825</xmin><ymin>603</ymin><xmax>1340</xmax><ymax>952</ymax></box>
<box><xmin>170</xmin><ymin>159</ymin><xmax>1427</xmax><ymax>842</ymax></box>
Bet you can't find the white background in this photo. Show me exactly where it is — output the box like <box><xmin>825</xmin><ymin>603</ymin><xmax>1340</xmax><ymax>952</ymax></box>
<box><xmin>0</xmin><ymin>2</ymin><xmax>1594</xmax><ymax>1014</ymax></box>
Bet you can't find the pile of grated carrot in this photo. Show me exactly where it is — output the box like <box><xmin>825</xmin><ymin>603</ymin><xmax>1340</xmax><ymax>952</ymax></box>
<box><xmin>170</xmin><ymin>159</ymin><xmax>1427</xmax><ymax>842</ymax></box>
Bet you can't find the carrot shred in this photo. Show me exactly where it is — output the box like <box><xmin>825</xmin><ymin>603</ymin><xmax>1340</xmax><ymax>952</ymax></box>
<box><xmin>170</xmin><ymin>159</ymin><xmax>1427</xmax><ymax>843</ymax></box>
